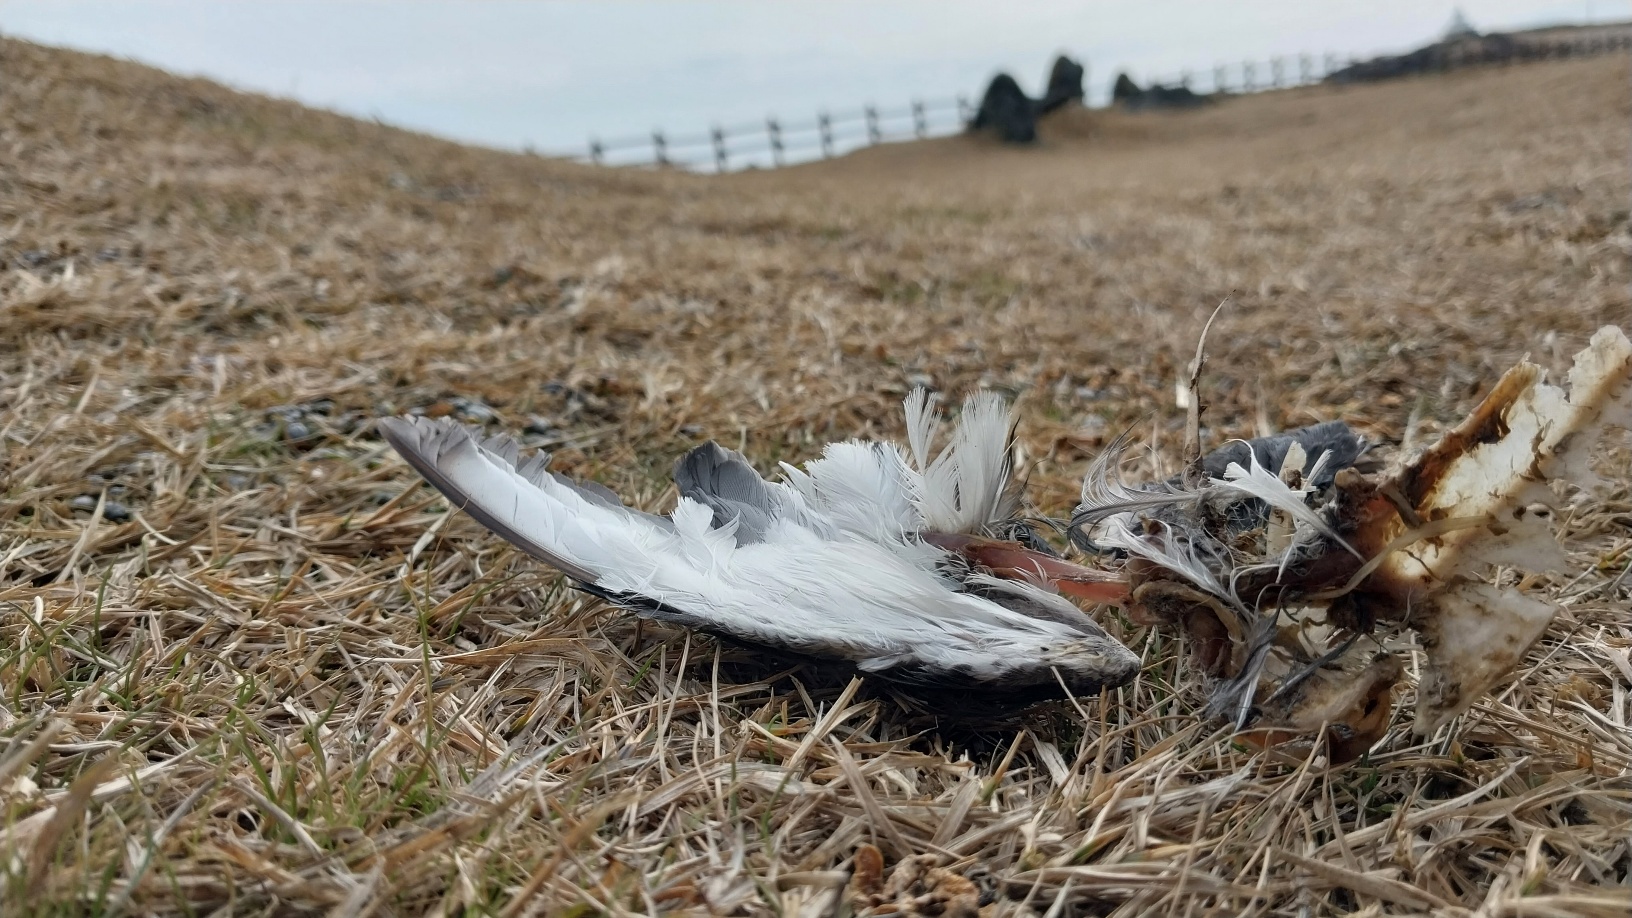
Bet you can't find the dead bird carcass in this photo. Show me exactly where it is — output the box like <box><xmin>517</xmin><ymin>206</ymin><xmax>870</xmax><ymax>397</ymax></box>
<box><xmin>379</xmin><ymin>325</ymin><xmax>1629</xmax><ymax>756</ymax></box>
<box><xmin>1072</xmin><ymin>325</ymin><xmax>1631</xmax><ymax>758</ymax></box>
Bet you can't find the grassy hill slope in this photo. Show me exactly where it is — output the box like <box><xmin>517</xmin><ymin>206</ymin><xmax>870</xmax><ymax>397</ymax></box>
<box><xmin>2</xmin><ymin>37</ymin><xmax>1629</xmax><ymax>916</ymax></box>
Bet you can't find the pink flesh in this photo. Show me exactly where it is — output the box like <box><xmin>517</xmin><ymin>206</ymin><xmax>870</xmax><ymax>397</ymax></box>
<box><xmin>920</xmin><ymin>531</ymin><xmax>1131</xmax><ymax>605</ymax></box>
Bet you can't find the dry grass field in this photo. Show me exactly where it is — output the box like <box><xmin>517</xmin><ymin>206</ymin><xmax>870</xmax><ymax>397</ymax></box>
<box><xmin>2</xmin><ymin>37</ymin><xmax>1630</xmax><ymax>917</ymax></box>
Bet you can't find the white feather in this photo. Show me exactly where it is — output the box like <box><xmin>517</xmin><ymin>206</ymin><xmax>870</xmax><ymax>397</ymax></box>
<box><xmin>901</xmin><ymin>388</ymin><xmax>1017</xmax><ymax>532</ymax></box>
<box><xmin>1091</xmin><ymin>514</ymin><xmax>1235</xmax><ymax>603</ymax></box>
<box><xmin>1211</xmin><ymin>445</ymin><xmax>1359</xmax><ymax>559</ymax></box>
<box><xmin>943</xmin><ymin>390</ymin><xmax>1018</xmax><ymax>530</ymax></box>
<box><xmin>781</xmin><ymin>441</ymin><xmax>919</xmax><ymax>540</ymax></box>
<box><xmin>1073</xmin><ymin>429</ymin><xmax>1202</xmax><ymax>527</ymax></box>
<box><xmin>902</xmin><ymin>388</ymin><xmax>943</xmax><ymax>475</ymax></box>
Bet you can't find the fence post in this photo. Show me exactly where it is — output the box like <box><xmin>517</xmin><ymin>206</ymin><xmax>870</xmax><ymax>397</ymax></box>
<box><xmin>1243</xmin><ymin>60</ymin><xmax>1255</xmax><ymax>91</ymax></box>
<box><xmin>911</xmin><ymin>100</ymin><xmax>927</xmax><ymax>138</ymax></box>
<box><xmin>652</xmin><ymin>131</ymin><xmax>668</xmax><ymax>167</ymax></box>
<box><xmin>1214</xmin><ymin>63</ymin><xmax>1227</xmax><ymax>93</ymax></box>
<box><xmin>956</xmin><ymin>94</ymin><xmax>971</xmax><ymax>124</ymax></box>
<box><xmin>1299</xmin><ymin>54</ymin><xmax>1311</xmax><ymax>84</ymax></box>
<box><xmin>818</xmin><ymin>111</ymin><xmax>833</xmax><ymax>157</ymax></box>
<box><xmin>1270</xmin><ymin>56</ymin><xmax>1284</xmax><ymax>87</ymax></box>
<box><xmin>1323</xmin><ymin>52</ymin><xmax>1336</xmax><ymax>78</ymax></box>
<box><xmin>711</xmin><ymin>126</ymin><xmax>727</xmax><ymax>173</ymax></box>
<box><xmin>1179</xmin><ymin>69</ymin><xmax>1192</xmax><ymax>89</ymax></box>
<box><xmin>865</xmin><ymin>105</ymin><xmax>881</xmax><ymax>144</ymax></box>
<box><xmin>589</xmin><ymin>138</ymin><xmax>604</xmax><ymax>165</ymax></box>
<box><xmin>767</xmin><ymin>117</ymin><xmax>784</xmax><ymax>167</ymax></box>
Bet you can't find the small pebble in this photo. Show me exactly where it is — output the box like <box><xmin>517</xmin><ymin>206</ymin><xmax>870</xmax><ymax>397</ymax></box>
<box><xmin>1076</xmin><ymin>414</ymin><xmax>1109</xmax><ymax>434</ymax></box>
<box><xmin>523</xmin><ymin>416</ymin><xmax>555</xmax><ymax>436</ymax></box>
<box><xmin>69</xmin><ymin>495</ymin><xmax>131</xmax><ymax>522</ymax></box>
<box><xmin>283</xmin><ymin>421</ymin><xmax>312</xmax><ymax>442</ymax></box>
<box><xmin>452</xmin><ymin>399</ymin><xmax>495</xmax><ymax>422</ymax></box>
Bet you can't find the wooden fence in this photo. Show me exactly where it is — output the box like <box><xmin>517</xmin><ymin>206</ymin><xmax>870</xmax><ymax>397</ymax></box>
<box><xmin>583</xmin><ymin>97</ymin><xmax>973</xmax><ymax>172</ymax></box>
<box><xmin>561</xmin><ymin>27</ymin><xmax>1631</xmax><ymax>172</ymax></box>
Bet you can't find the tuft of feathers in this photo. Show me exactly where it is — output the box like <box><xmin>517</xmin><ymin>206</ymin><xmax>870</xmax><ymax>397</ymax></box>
<box><xmin>1069</xmin><ymin>422</ymin><xmax>1368</xmax><ymax>608</ymax></box>
<box><xmin>903</xmin><ymin>388</ymin><xmax>1020</xmax><ymax>533</ymax></box>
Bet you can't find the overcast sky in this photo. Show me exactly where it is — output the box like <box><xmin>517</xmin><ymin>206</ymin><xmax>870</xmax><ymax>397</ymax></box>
<box><xmin>2</xmin><ymin>1</ymin><xmax>1621</xmax><ymax>166</ymax></box>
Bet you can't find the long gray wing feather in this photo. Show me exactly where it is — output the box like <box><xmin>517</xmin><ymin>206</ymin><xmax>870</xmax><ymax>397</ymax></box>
<box><xmin>380</xmin><ymin>416</ymin><xmax>679</xmax><ymax>577</ymax></box>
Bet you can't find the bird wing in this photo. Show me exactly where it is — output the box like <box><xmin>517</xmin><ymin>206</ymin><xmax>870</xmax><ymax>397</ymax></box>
<box><xmin>382</xmin><ymin>415</ymin><xmax>1139</xmax><ymax>694</ymax></box>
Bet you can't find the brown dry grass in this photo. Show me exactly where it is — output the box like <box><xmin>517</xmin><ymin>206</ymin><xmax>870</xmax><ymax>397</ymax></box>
<box><xmin>2</xmin><ymin>37</ymin><xmax>1630</xmax><ymax>917</ymax></box>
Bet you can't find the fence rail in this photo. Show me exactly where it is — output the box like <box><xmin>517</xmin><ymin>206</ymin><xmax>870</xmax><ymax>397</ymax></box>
<box><xmin>583</xmin><ymin>97</ymin><xmax>974</xmax><ymax>171</ymax></box>
<box><xmin>554</xmin><ymin>27</ymin><xmax>1631</xmax><ymax>173</ymax></box>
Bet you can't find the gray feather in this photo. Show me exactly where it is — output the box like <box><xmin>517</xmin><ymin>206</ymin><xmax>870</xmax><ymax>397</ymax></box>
<box><xmin>673</xmin><ymin>441</ymin><xmax>782</xmax><ymax>543</ymax></box>
<box><xmin>1188</xmin><ymin>421</ymin><xmax>1368</xmax><ymax>490</ymax></box>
